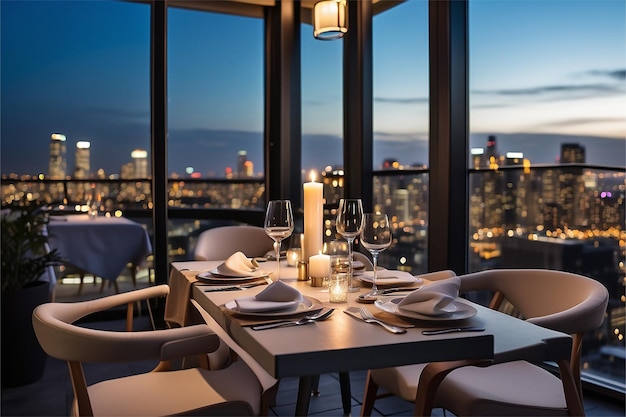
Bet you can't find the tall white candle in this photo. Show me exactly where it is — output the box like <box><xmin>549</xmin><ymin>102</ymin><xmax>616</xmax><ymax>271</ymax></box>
<box><xmin>309</xmin><ymin>253</ymin><xmax>330</xmax><ymax>278</ymax></box>
<box><xmin>303</xmin><ymin>171</ymin><xmax>323</xmax><ymax>262</ymax></box>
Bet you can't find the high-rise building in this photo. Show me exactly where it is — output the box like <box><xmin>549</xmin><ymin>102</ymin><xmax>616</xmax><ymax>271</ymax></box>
<box><xmin>237</xmin><ymin>150</ymin><xmax>248</xmax><ymax>178</ymax></box>
<box><xmin>131</xmin><ymin>149</ymin><xmax>148</xmax><ymax>179</ymax></box>
<box><xmin>74</xmin><ymin>141</ymin><xmax>91</xmax><ymax>179</ymax></box>
<box><xmin>486</xmin><ymin>135</ymin><xmax>498</xmax><ymax>160</ymax></box>
<box><xmin>561</xmin><ymin>143</ymin><xmax>586</xmax><ymax>163</ymax></box>
<box><xmin>48</xmin><ymin>133</ymin><xmax>67</xmax><ymax>179</ymax></box>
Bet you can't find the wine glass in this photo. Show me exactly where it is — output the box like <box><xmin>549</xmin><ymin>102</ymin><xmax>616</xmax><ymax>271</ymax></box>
<box><xmin>360</xmin><ymin>213</ymin><xmax>392</xmax><ymax>296</ymax></box>
<box><xmin>264</xmin><ymin>200</ymin><xmax>294</xmax><ymax>280</ymax></box>
<box><xmin>336</xmin><ymin>199</ymin><xmax>364</xmax><ymax>292</ymax></box>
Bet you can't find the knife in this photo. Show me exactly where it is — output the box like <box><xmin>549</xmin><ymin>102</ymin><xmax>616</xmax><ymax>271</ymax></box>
<box><xmin>421</xmin><ymin>326</ymin><xmax>485</xmax><ymax>335</ymax></box>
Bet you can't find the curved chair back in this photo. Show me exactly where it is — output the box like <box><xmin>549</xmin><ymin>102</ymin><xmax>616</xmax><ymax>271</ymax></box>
<box><xmin>32</xmin><ymin>285</ymin><xmax>217</xmax><ymax>364</ymax></box>
<box><xmin>32</xmin><ymin>285</ymin><xmax>268</xmax><ymax>416</ymax></box>
<box><xmin>194</xmin><ymin>225</ymin><xmax>274</xmax><ymax>261</ymax></box>
<box><xmin>459</xmin><ymin>269</ymin><xmax>608</xmax><ymax>335</ymax></box>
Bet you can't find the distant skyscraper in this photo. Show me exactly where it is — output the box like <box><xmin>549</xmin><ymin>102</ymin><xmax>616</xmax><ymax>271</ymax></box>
<box><xmin>237</xmin><ymin>150</ymin><xmax>248</xmax><ymax>178</ymax></box>
<box><xmin>561</xmin><ymin>143</ymin><xmax>585</xmax><ymax>163</ymax></box>
<box><xmin>48</xmin><ymin>133</ymin><xmax>67</xmax><ymax>179</ymax></box>
<box><xmin>131</xmin><ymin>149</ymin><xmax>148</xmax><ymax>179</ymax></box>
<box><xmin>74</xmin><ymin>141</ymin><xmax>91</xmax><ymax>179</ymax></box>
<box><xmin>486</xmin><ymin>135</ymin><xmax>498</xmax><ymax>160</ymax></box>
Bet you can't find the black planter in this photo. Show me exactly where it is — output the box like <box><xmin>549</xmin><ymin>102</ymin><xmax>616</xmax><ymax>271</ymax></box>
<box><xmin>1</xmin><ymin>281</ymin><xmax>50</xmax><ymax>387</ymax></box>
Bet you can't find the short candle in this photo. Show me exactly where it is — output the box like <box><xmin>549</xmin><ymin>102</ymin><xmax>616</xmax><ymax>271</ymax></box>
<box><xmin>309</xmin><ymin>253</ymin><xmax>330</xmax><ymax>278</ymax></box>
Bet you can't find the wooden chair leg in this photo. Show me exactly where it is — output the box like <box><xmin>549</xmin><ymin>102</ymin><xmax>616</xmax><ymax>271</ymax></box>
<box><xmin>361</xmin><ymin>370</ymin><xmax>379</xmax><ymax>416</ymax></box>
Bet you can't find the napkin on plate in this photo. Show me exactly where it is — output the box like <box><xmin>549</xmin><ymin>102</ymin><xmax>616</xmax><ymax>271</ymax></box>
<box><xmin>216</xmin><ymin>251</ymin><xmax>260</xmax><ymax>277</ymax></box>
<box><xmin>397</xmin><ymin>276</ymin><xmax>461</xmax><ymax>316</ymax></box>
<box><xmin>234</xmin><ymin>281</ymin><xmax>304</xmax><ymax>313</ymax></box>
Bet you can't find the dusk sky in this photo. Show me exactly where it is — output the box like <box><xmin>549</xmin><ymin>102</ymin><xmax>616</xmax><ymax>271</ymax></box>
<box><xmin>1</xmin><ymin>0</ymin><xmax>624</xmax><ymax>178</ymax></box>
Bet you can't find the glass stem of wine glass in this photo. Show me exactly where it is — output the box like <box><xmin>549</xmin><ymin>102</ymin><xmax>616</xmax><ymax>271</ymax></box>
<box><xmin>274</xmin><ymin>240</ymin><xmax>280</xmax><ymax>280</ymax></box>
<box><xmin>346</xmin><ymin>237</ymin><xmax>354</xmax><ymax>286</ymax></box>
<box><xmin>371</xmin><ymin>251</ymin><xmax>379</xmax><ymax>294</ymax></box>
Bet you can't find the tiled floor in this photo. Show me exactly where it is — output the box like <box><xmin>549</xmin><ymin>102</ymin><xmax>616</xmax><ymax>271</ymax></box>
<box><xmin>2</xmin><ymin>272</ymin><xmax>624</xmax><ymax>416</ymax></box>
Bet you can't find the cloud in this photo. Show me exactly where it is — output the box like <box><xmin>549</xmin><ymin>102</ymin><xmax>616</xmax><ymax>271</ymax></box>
<box><xmin>473</xmin><ymin>83</ymin><xmax>621</xmax><ymax>97</ymax></box>
<box><xmin>473</xmin><ymin>68</ymin><xmax>626</xmax><ymax>102</ymax></box>
<box><xmin>585</xmin><ymin>69</ymin><xmax>626</xmax><ymax>81</ymax></box>
<box><xmin>374</xmin><ymin>97</ymin><xmax>428</xmax><ymax>104</ymax></box>
<box><xmin>537</xmin><ymin>117</ymin><xmax>626</xmax><ymax>129</ymax></box>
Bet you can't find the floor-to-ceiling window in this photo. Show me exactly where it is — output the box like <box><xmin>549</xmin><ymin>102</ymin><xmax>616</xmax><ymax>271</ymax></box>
<box><xmin>167</xmin><ymin>6</ymin><xmax>265</xmax><ymax>258</ymax></box>
<box><xmin>372</xmin><ymin>0</ymin><xmax>430</xmax><ymax>273</ymax></box>
<box><xmin>301</xmin><ymin>20</ymin><xmax>343</xmax><ymax>210</ymax></box>
<box><xmin>468</xmin><ymin>0</ymin><xmax>626</xmax><ymax>393</ymax></box>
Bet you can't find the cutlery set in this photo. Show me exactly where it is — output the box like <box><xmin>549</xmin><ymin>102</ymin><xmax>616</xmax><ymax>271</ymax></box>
<box><xmin>202</xmin><ymin>279</ymin><xmax>485</xmax><ymax>335</ymax></box>
<box><xmin>201</xmin><ymin>281</ymin><xmax>267</xmax><ymax>292</ymax></box>
<box><xmin>344</xmin><ymin>307</ymin><xmax>407</xmax><ymax>334</ymax></box>
<box><xmin>250</xmin><ymin>308</ymin><xmax>335</xmax><ymax>330</ymax></box>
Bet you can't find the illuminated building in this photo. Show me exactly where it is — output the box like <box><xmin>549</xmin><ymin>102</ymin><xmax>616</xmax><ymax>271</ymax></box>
<box><xmin>74</xmin><ymin>141</ymin><xmax>91</xmax><ymax>179</ymax></box>
<box><xmin>237</xmin><ymin>150</ymin><xmax>248</xmax><ymax>178</ymax></box>
<box><xmin>48</xmin><ymin>133</ymin><xmax>67</xmax><ymax>179</ymax></box>
<box><xmin>131</xmin><ymin>149</ymin><xmax>149</xmax><ymax>179</ymax></box>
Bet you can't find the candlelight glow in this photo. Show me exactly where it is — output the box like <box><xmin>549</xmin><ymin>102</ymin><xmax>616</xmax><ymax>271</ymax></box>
<box><xmin>309</xmin><ymin>170</ymin><xmax>317</xmax><ymax>182</ymax></box>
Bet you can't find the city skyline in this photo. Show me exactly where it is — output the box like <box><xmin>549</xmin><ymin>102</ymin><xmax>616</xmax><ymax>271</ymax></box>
<box><xmin>1</xmin><ymin>0</ymin><xmax>625</xmax><ymax>177</ymax></box>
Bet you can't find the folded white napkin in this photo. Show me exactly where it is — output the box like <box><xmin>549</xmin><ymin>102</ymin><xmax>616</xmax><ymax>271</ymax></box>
<box><xmin>397</xmin><ymin>276</ymin><xmax>461</xmax><ymax>316</ymax></box>
<box><xmin>234</xmin><ymin>281</ymin><xmax>304</xmax><ymax>313</ymax></box>
<box><xmin>216</xmin><ymin>251</ymin><xmax>259</xmax><ymax>277</ymax></box>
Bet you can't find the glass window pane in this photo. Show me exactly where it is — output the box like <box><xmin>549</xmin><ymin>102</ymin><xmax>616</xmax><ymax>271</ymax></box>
<box><xmin>1</xmin><ymin>0</ymin><xmax>150</xmax><ymax>192</ymax></box>
<box><xmin>469</xmin><ymin>0</ymin><xmax>626</xmax><ymax>392</ymax></box>
<box><xmin>168</xmin><ymin>8</ymin><xmax>264</xmax><ymax>181</ymax></box>
<box><xmin>373</xmin><ymin>0</ymin><xmax>429</xmax><ymax>274</ymax></box>
<box><xmin>301</xmin><ymin>22</ymin><xmax>343</xmax><ymax>203</ymax></box>
<box><xmin>374</xmin><ymin>0</ymin><xmax>429</xmax><ymax>170</ymax></box>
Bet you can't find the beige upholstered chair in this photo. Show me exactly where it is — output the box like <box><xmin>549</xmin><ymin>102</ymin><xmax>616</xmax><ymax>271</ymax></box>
<box><xmin>361</xmin><ymin>269</ymin><xmax>609</xmax><ymax>417</ymax></box>
<box><xmin>353</xmin><ymin>250</ymin><xmax>374</xmax><ymax>270</ymax></box>
<box><xmin>194</xmin><ymin>225</ymin><xmax>274</xmax><ymax>261</ymax></box>
<box><xmin>32</xmin><ymin>285</ymin><xmax>273</xmax><ymax>416</ymax></box>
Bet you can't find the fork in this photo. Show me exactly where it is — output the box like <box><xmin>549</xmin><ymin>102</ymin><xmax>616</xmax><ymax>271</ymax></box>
<box><xmin>250</xmin><ymin>308</ymin><xmax>335</xmax><ymax>330</ymax></box>
<box><xmin>359</xmin><ymin>307</ymin><xmax>407</xmax><ymax>334</ymax></box>
<box><xmin>203</xmin><ymin>281</ymin><xmax>267</xmax><ymax>292</ymax></box>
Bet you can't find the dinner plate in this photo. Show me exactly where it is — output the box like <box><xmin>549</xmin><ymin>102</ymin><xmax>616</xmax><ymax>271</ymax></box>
<box><xmin>358</xmin><ymin>270</ymin><xmax>422</xmax><ymax>286</ymax></box>
<box><xmin>374</xmin><ymin>297</ymin><xmax>477</xmax><ymax>321</ymax></box>
<box><xmin>196</xmin><ymin>270</ymin><xmax>270</xmax><ymax>282</ymax></box>
<box><xmin>224</xmin><ymin>296</ymin><xmax>323</xmax><ymax>317</ymax></box>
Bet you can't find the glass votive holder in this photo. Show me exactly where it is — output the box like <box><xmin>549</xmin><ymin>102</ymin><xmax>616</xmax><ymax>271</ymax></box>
<box><xmin>328</xmin><ymin>240</ymin><xmax>350</xmax><ymax>274</ymax></box>
<box><xmin>328</xmin><ymin>272</ymin><xmax>348</xmax><ymax>303</ymax></box>
<box><xmin>286</xmin><ymin>248</ymin><xmax>302</xmax><ymax>267</ymax></box>
<box><xmin>287</xmin><ymin>233</ymin><xmax>303</xmax><ymax>267</ymax></box>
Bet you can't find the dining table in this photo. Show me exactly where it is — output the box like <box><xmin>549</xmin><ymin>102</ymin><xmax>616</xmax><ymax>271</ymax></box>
<box><xmin>167</xmin><ymin>259</ymin><xmax>576</xmax><ymax>416</ymax></box>
<box><xmin>47</xmin><ymin>214</ymin><xmax>152</xmax><ymax>292</ymax></box>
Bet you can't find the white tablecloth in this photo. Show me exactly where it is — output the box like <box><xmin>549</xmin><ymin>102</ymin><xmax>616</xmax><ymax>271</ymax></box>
<box><xmin>47</xmin><ymin>215</ymin><xmax>152</xmax><ymax>282</ymax></box>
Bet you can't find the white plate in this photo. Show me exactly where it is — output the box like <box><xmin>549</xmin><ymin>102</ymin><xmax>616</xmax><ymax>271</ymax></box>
<box><xmin>196</xmin><ymin>270</ymin><xmax>270</xmax><ymax>282</ymax></box>
<box><xmin>375</xmin><ymin>298</ymin><xmax>477</xmax><ymax>321</ymax></box>
<box><xmin>224</xmin><ymin>296</ymin><xmax>323</xmax><ymax>317</ymax></box>
<box><xmin>358</xmin><ymin>270</ymin><xmax>422</xmax><ymax>286</ymax></box>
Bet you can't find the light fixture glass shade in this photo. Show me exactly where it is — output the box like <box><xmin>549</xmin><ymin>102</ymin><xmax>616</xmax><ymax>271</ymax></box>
<box><xmin>313</xmin><ymin>0</ymin><xmax>347</xmax><ymax>40</ymax></box>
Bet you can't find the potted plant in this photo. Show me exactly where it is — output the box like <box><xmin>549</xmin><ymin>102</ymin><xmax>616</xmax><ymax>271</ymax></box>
<box><xmin>1</xmin><ymin>206</ymin><xmax>63</xmax><ymax>387</ymax></box>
